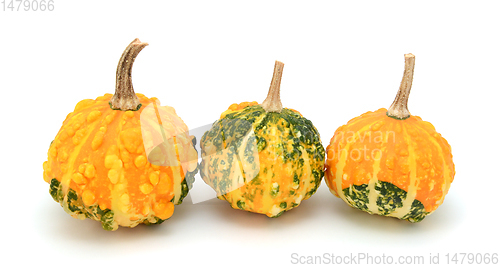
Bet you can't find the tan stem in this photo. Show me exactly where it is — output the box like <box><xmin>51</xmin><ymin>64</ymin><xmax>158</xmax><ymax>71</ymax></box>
<box><xmin>261</xmin><ymin>61</ymin><xmax>284</xmax><ymax>113</ymax></box>
<box><xmin>110</xmin><ymin>38</ymin><xmax>148</xmax><ymax>111</ymax></box>
<box><xmin>387</xmin><ymin>53</ymin><xmax>415</xmax><ymax>119</ymax></box>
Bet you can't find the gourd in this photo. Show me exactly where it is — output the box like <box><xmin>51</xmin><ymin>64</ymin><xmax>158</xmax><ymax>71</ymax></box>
<box><xmin>43</xmin><ymin>39</ymin><xmax>198</xmax><ymax>230</ymax></box>
<box><xmin>200</xmin><ymin>61</ymin><xmax>325</xmax><ymax>217</ymax></box>
<box><xmin>324</xmin><ymin>54</ymin><xmax>455</xmax><ymax>222</ymax></box>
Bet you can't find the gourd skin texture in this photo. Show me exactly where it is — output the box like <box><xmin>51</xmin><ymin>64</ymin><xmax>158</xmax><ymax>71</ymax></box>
<box><xmin>325</xmin><ymin>108</ymin><xmax>455</xmax><ymax>222</ymax></box>
<box><xmin>43</xmin><ymin>93</ymin><xmax>198</xmax><ymax>230</ymax></box>
<box><xmin>200</xmin><ymin>102</ymin><xmax>325</xmax><ymax>217</ymax></box>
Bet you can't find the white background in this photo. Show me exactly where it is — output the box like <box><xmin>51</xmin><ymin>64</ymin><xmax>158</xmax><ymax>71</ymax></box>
<box><xmin>1</xmin><ymin>1</ymin><xmax>499</xmax><ymax>267</ymax></box>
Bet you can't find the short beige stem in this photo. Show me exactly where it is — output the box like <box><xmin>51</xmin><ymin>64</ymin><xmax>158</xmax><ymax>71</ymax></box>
<box><xmin>261</xmin><ymin>61</ymin><xmax>284</xmax><ymax>113</ymax></box>
<box><xmin>387</xmin><ymin>53</ymin><xmax>415</xmax><ymax>120</ymax></box>
<box><xmin>110</xmin><ymin>38</ymin><xmax>148</xmax><ymax>111</ymax></box>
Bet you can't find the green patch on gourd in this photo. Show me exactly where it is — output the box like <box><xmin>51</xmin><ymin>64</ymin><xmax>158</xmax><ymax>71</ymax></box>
<box><xmin>174</xmin><ymin>135</ymin><xmax>199</xmax><ymax>205</ymax></box>
<box><xmin>101</xmin><ymin>210</ymin><xmax>116</xmax><ymax>231</ymax></box>
<box><xmin>257</xmin><ymin>137</ymin><xmax>267</xmax><ymax>152</ymax></box>
<box><xmin>250</xmin><ymin>175</ymin><xmax>262</xmax><ymax>186</ymax></box>
<box><xmin>174</xmin><ymin>168</ymin><xmax>196</xmax><ymax>205</ymax></box>
<box><xmin>305</xmin><ymin>169</ymin><xmax>323</xmax><ymax>198</ymax></box>
<box><xmin>342</xmin><ymin>181</ymin><xmax>430</xmax><ymax>222</ymax></box>
<box><xmin>108</xmin><ymin>102</ymin><xmax>142</xmax><ymax>112</ymax></box>
<box><xmin>386</xmin><ymin>111</ymin><xmax>410</xmax><ymax>121</ymax></box>
<box><xmin>66</xmin><ymin>188</ymin><xmax>81</xmax><ymax>213</ymax></box>
<box><xmin>270</xmin><ymin>183</ymin><xmax>280</xmax><ymax>197</ymax></box>
<box><xmin>376</xmin><ymin>180</ymin><xmax>406</xmax><ymax>215</ymax></box>
<box><xmin>143</xmin><ymin>216</ymin><xmax>166</xmax><ymax>225</ymax></box>
<box><xmin>236</xmin><ymin>200</ymin><xmax>246</xmax><ymax>210</ymax></box>
<box><xmin>242</xmin><ymin>191</ymin><xmax>256</xmax><ymax>203</ymax></box>
<box><xmin>93</xmin><ymin>207</ymin><xmax>111</xmax><ymax>219</ymax></box>
<box><xmin>270</xmin><ymin>210</ymin><xmax>284</xmax><ymax>218</ymax></box>
<box><xmin>343</xmin><ymin>184</ymin><xmax>370</xmax><ymax>213</ymax></box>
<box><xmin>48</xmin><ymin>177</ymin><xmax>170</xmax><ymax>230</ymax></box>
<box><xmin>49</xmin><ymin>178</ymin><xmax>63</xmax><ymax>202</ymax></box>
<box><xmin>402</xmin><ymin>199</ymin><xmax>429</xmax><ymax>223</ymax></box>
<box><xmin>293</xmin><ymin>174</ymin><xmax>300</xmax><ymax>185</ymax></box>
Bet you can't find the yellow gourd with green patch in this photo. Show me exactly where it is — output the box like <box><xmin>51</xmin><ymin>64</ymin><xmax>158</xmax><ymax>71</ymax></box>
<box><xmin>200</xmin><ymin>61</ymin><xmax>325</xmax><ymax>217</ymax></box>
<box><xmin>43</xmin><ymin>39</ymin><xmax>198</xmax><ymax>230</ymax></box>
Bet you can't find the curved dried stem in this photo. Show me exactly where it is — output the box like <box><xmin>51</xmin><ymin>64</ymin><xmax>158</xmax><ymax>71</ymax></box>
<box><xmin>261</xmin><ymin>61</ymin><xmax>285</xmax><ymax>113</ymax></box>
<box><xmin>387</xmin><ymin>53</ymin><xmax>415</xmax><ymax>120</ymax></box>
<box><xmin>110</xmin><ymin>38</ymin><xmax>148</xmax><ymax>111</ymax></box>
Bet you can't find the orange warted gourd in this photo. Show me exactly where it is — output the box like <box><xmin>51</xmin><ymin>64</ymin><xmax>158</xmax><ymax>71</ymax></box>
<box><xmin>325</xmin><ymin>54</ymin><xmax>455</xmax><ymax>222</ymax></box>
<box><xmin>200</xmin><ymin>61</ymin><xmax>325</xmax><ymax>217</ymax></box>
<box><xmin>43</xmin><ymin>39</ymin><xmax>198</xmax><ymax>230</ymax></box>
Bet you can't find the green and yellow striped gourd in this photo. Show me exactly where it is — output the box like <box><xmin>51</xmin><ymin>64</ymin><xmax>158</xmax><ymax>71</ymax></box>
<box><xmin>200</xmin><ymin>61</ymin><xmax>325</xmax><ymax>217</ymax></box>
